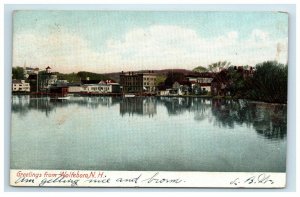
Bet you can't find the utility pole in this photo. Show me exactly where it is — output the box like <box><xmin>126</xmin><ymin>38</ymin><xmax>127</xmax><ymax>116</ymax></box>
<box><xmin>37</xmin><ymin>71</ymin><xmax>39</xmax><ymax>93</ymax></box>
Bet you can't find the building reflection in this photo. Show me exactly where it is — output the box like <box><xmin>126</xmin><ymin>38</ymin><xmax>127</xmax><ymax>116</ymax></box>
<box><xmin>157</xmin><ymin>97</ymin><xmax>213</xmax><ymax>123</ymax></box>
<box><xmin>189</xmin><ymin>98</ymin><xmax>213</xmax><ymax>122</ymax></box>
<box><xmin>11</xmin><ymin>95</ymin><xmax>121</xmax><ymax>116</ymax></box>
<box><xmin>12</xmin><ymin>95</ymin><xmax>54</xmax><ymax>116</ymax></box>
<box><xmin>12</xmin><ymin>95</ymin><xmax>287</xmax><ymax>140</ymax></box>
<box><xmin>74</xmin><ymin>96</ymin><xmax>120</xmax><ymax>109</ymax></box>
<box><xmin>158</xmin><ymin>97</ymin><xmax>191</xmax><ymax>115</ymax></box>
<box><xmin>120</xmin><ymin>97</ymin><xmax>157</xmax><ymax>117</ymax></box>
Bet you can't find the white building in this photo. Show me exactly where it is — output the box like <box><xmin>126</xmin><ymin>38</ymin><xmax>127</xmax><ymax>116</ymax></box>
<box><xmin>196</xmin><ymin>77</ymin><xmax>213</xmax><ymax>92</ymax></box>
<box><xmin>81</xmin><ymin>84</ymin><xmax>111</xmax><ymax>93</ymax></box>
<box><xmin>187</xmin><ymin>75</ymin><xmax>214</xmax><ymax>93</ymax></box>
<box><xmin>67</xmin><ymin>83</ymin><xmax>82</xmax><ymax>93</ymax></box>
<box><xmin>81</xmin><ymin>81</ymin><xmax>120</xmax><ymax>94</ymax></box>
<box><xmin>12</xmin><ymin>80</ymin><xmax>30</xmax><ymax>92</ymax></box>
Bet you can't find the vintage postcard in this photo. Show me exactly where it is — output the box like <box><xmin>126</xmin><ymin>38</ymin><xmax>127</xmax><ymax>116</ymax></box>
<box><xmin>10</xmin><ymin>10</ymin><xmax>288</xmax><ymax>188</ymax></box>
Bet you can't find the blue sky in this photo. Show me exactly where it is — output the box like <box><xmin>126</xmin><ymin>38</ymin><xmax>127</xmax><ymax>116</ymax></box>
<box><xmin>13</xmin><ymin>11</ymin><xmax>288</xmax><ymax>73</ymax></box>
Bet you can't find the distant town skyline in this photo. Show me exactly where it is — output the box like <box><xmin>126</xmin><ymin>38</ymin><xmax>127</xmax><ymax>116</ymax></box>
<box><xmin>13</xmin><ymin>11</ymin><xmax>288</xmax><ymax>73</ymax></box>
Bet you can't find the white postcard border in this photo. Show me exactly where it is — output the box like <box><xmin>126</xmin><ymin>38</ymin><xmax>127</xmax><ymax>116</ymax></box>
<box><xmin>4</xmin><ymin>3</ymin><xmax>296</xmax><ymax>193</ymax></box>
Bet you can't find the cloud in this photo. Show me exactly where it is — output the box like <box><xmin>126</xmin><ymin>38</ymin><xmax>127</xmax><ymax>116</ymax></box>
<box><xmin>13</xmin><ymin>25</ymin><xmax>288</xmax><ymax>73</ymax></box>
<box><xmin>99</xmin><ymin>25</ymin><xmax>240</xmax><ymax>70</ymax></box>
<box><xmin>251</xmin><ymin>29</ymin><xmax>270</xmax><ymax>42</ymax></box>
<box><xmin>13</xmin><ymin>30</ymin><xmax>102</xmax><ymax>73</ymax></box>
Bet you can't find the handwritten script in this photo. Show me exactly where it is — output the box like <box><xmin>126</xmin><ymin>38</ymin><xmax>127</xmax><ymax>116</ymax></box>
<box><xmin>11</xmin><ymin>170</ymin><xmax>285</xmax><ymax>187</ymax></box>
<box><xmin>14</xmin><ymin>171</ymin><xmax>185</xmax><ymax>187</ymax></box>
<box><xmin>230</xmin><ymin>173</ymin><xmax>274</xmax><ymax>186</ymax></box>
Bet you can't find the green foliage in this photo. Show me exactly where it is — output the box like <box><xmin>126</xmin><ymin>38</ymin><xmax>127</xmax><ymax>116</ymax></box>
<box><xmin>164</xmin><ymin>72</ymin><xmax>186</xmax><ymax>88</ymax></box>
<box><xmin>192</xmin><ymin>66</ymin><xmax>208</xmax><ymax>73</ymax></box>
<box><xmin>77</xmin><ymin>71</ymin><xmax>110</xmax><ymax>81</ymax></box>
<box><xmin>210</xmin><ymin>99</ymin><xmax>286</xmax><ymax>138</ymax></box>
<box><xmin>208</xmin><ymin>61</ymin><xmax>231</xmax><ymax>72</ymax></box>
<box><xmin>155</xmin><ymin>75</ymin><xmax>167</xmax><ymax>86</ymax></box>
<box><xmin>12</xmin><ymin>67</ymin><xmax>25</xmax><ymax>79</ymax></box>
<box><xmin>247</xmin><ymin>61</ymin><xmax>287</xmax><ymax>103</ymax></box>
<box><xmin>57</xmin><ymin>72</ymin><xmax>81</xmax><ymax>82</ymax></box>
<box><xmin>211</xmin><ymin>61</ymin><xmax>287</xmax><ymax>103</ymax></box>
<box><xmin>227</xmin><ymin>66</ymin><xmax>247</xmax><ymax>97</ymax></box>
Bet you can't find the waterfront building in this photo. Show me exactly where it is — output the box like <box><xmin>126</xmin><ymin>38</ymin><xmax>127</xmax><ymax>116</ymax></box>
<box><xmin>81</xmin><ymin>84</ymin><xmax>111</xmax><ymax>93</ymax></box>
<box><xmin>49</xmin><ymin>84</ymin><xmax>69</xmax><ymax>99</ymax></box>
<box><xmin>67</xmin><ymin>82</ymin><xmax>82</xmax><ymax>94</ymax></box>
<box><xmin>172</xmin><ymin>81</ymin><xmax>191</xmax><ymax>95</ymax></box>
<box><xmin>186</xmin><ymin>72</ymin><xmax>214</xmax><ymax>93</ymax></box>
<box><xmin>81</xmin><ymin>80</ymin><xmax>120</xmax><ymax>94</ymax></box>
<box><xmin>159</xmin><ymin>89</ymin><xmax>171</xmax><ymax>96</ymax></box>
<box><xmin>119</xmin><ymin>71</ymin><xmax>156</xmax><ymax>93</ymax></box>
<box><xmin>210</xmin><ymin>66</ymin><xmax>254</xmax><ymax>96</ymax></box>
<box><xmin>27</xmin><ymin>66</ymin><xmax>58</xmax><ymax>92</ymax></box>
<box><xmin>12</xmin><ymin>79</ymin><xmax>30</xmax><ymax>92</ymax></box>
<box><xmin>23</xmin><ymin>67</ymin><xmax>39</xmax><ymax>79</ymax></box>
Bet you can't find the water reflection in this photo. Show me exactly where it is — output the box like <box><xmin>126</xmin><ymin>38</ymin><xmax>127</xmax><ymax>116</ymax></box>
<box><xmin>158</xmin><ymin>97</ymin><xmax>192</xmax><ymax>115</ymax></box>
<box><xmin>211</xmin><ymin>99</ymin><xmax>287</xmax><ymax>140</ymax></box>
<box><xmin>158</xmin><ymin>97</ymin><xmax>212</xmax><ymax>121</ymax></box>
<box><xmin>12</xmin><ymin>95</ymin><xmax>287</xmax><ymax>140</ymax></box>
<box><xmin>120</xmin><ymin>97</ymin><xmax>156</xmax><ymax>117</ymax></box>
<box><xmin>12</xmin><ymin>96</ymin><xmax>53</xmax><ymax>116</ymax></box>
<box><xmin>12</xmin><ymin>95</ymin><xmax>120</xmax><ymax>117</ymax></box>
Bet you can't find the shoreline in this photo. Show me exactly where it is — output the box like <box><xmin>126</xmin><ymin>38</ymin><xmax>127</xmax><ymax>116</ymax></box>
<box><xmin>11</xmin><ymin>92</ymin><xmax>287</xmax><ymax>105</ymax></box>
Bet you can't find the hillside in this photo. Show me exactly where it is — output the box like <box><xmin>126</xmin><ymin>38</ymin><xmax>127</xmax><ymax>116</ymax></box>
<box><xmin>57</xmin><ymin>69</ymin><xmax>202</xmax><ymax>83</ymax></box>
<box><xmin>57</xmin><ymin>71</ymin><xmax>111</xmax><ymax>82</ymax></box>
<box><xmin>102</xmin><ymin>69</ymin><xmax>199</xmax><ymax>83</ymax></box>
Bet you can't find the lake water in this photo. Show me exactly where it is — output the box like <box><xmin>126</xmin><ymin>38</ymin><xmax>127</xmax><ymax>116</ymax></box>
<box><xmin>11</xmin><ymin>95</ymin><xmax>287</xmax><ymax>172</ymax></box>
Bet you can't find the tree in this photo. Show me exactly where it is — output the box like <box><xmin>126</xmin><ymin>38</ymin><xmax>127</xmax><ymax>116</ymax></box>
<box><xmin>12</xmin><ymin>67</ymin><xmax>25</xmax><ymax>79</ymax></box>
<box><xmin>247</xmin><ymin>61</ymin><xmax>287</xmax><ymax>103</ymax></box>
<box><xmin>164</xmin><ymin>72</ymin><xmax>186</xmax><ymax>88</ymax></box>
<box><xmin>208</xmin><ymin>61</ymin><xmax>231</xmax><ymax>72</ymax></box>
<box><xmin>155</xmin><ymin>75</ymin><xmax>167</xmax><ymax>86</ymax></box>
<box><xmin>192</xmin><ymin>66</ymin><xmax>208</xmax><ymax>73</ymax></box>
<box><xmin>226</xmin><ymin>66</ymin><xmax>248</xmax><ymax>97</ymax></box>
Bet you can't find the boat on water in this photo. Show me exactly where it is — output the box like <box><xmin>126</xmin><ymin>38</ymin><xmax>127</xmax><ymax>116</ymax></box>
<box><xmin>50</xmin><ymin>96</ymin><xmax>70</xmax><ymax>100</ymax></box>
<box><xmin>124</xmin><ymin>94</ymin><xmax>136</xmax><ymax>98</ymax></box>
